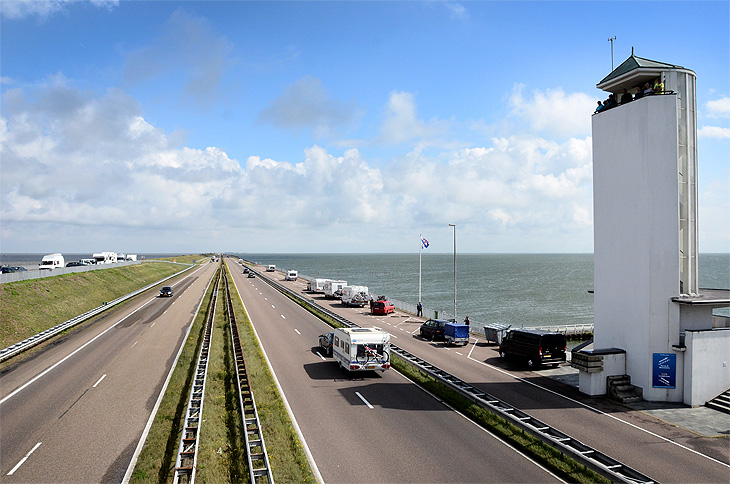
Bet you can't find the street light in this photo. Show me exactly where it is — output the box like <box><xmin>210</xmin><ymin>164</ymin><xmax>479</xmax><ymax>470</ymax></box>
<box><xmin>448</xmin><ymin>223</ymin><xmax>456</xmax><ymax>320</ymax></box>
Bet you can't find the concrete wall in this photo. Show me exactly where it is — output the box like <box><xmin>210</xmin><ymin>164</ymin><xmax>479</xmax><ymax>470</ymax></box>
<box><xmin>684</xmin><ymin>329</ymin><xmax>730</xmax><ymax>406</ymax></box>
<box><xmin>592</xmin><ymin>94</ymin><xmax>684</xmax><ymax>401</ymax></box>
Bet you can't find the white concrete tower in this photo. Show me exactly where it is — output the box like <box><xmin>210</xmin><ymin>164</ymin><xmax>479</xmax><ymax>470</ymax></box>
<box><xmin>579</xmin><ymin>54</ymin><xmax>730</xmax><ymax>405</ymax></box>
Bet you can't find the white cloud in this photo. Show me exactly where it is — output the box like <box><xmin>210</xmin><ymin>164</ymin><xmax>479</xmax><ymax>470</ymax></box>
<box><xmin>706</xmin><ymin>97</ymin><xmax>730</xmax><ymax>119</ymax></box>
<box><xmin>256</xmin><ymin>76</ymin><xmax>360</xmax><ymax>138</ymax></box>
<box><xmin>698</xmin><ymin>126</ymin><xmax>730</xmax><ymax>139</ymax></box>
<box><xmin>379</xmin><ymin>91</ymin><xmax>448</xmax><ymax>144</ymax></box>
<box><xmin>0</xmin><ymin>0</ymin><xmax>118</xmax><ymax>19</ymax></box>
<box><xmin>508</xmin><ymin>84</ymin><xmax>596</xmax><ymax>138</ymax></box>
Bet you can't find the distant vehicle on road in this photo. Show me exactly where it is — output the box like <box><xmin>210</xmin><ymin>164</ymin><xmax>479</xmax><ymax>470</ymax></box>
<box><xmin>318</xmin><ymin>331</ymin><xmax>334</xmax><ymax>356</ymax></box>
<box><xmin>159</xmin><ymin>286</ymin><xmax>173</xmax><ymax>297</ymax></box>
<box><xmin>243</xmin><ymin>267</ymin><xmax>249</xmax><ymax>273</ymax></box>
<box><xmin>419</xmin><ymin>319</ymin><xmax>449</xmax><ymax>341</ymax></box>
<box><xmin>499</xmin><ymin>328</ymin><xmax>567</xmax><ymax>368</ymax></box>
<box><xmin>39</xmin><ymin>253</ymin><xmax>64</xmax><ymax>270</ymax></box>
<box><xmin>1</xmin><ymin>266</ymin><xmax>27</xmax><ymax>273</ymax></box>
<box><xmin>332</xmin><ymin>327</ymin><xmax>390</xmax><ymax>372</ymax></box>
<box><xmin>286</xmin><ymin>270</ymin><xmax>298</xmax><ymax>281</ymax></box>
<box><xmin>266</xmin><ymin>265</ymin><xmax>276</xmax><ymax>272</ymax></box>
<box><xmin>247</xmin><ymin>272</ymin><xmax>255</xmax><ymax>278</ymax></box>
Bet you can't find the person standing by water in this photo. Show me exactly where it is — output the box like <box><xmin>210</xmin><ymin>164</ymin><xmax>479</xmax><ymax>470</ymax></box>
<box><xmin>464</xmin><ymin>316</ymin><xmax>470</xmax><ymax>326</ymax></box>
<box><xmin>417</xmin><ymin>301</ymin><xmax>423</xmax><ymax>317</ymax></box>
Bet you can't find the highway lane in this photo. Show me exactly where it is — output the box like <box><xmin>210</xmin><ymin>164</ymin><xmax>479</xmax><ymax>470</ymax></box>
<box><xmin>227</xmin><ymin>259</ymin><xmax>561</xmax><ymax>483</ymax></box>
<box><xmin>0</xmin><ymin>262</ymin><xmax>217</xmax><ymax>482</ymax></box>
<box><xmin>263</xmin><ymin>265</ymin><xmax>730</xmax><ymax>484</ymax></box>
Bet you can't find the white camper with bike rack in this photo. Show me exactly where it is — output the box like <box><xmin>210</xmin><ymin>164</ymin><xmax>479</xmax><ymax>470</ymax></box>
<box><xmin>323</xmin><ymin>280</ymin><xmax>347</xmax><ymax>299</ymax></box>
<box><xmin>332</xmin><ymin>327</ymin><xmax>391</xmax><ymax>372</ymax></box>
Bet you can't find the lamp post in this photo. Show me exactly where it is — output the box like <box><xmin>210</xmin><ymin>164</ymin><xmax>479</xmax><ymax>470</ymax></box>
<box><xmin>448</xmin><ymin>223</ymin><xmax>456</xmax><ymax>320</ymax></box>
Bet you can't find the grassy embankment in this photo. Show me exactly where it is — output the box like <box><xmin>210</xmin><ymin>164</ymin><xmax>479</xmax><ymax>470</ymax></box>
<box><xmin>131</xmin><ymin>263</ymin><xmax>315</xmax><ymax>483</ymax></box>
<box><xmin>0</xmin><ymin>257</ymin><xmax>200</xmax><ymax>349</ymax></box>
<box><xmin>280</xmin><ymin>290</ymin><xmax>611</xmax><ymax>484</ymax></box>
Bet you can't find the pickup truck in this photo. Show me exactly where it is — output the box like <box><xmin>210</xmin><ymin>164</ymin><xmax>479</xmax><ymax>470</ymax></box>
<box><xmin>444</xmin><ymin>323</ymin><xmax>470</xmax><ymax>346</ymax></box>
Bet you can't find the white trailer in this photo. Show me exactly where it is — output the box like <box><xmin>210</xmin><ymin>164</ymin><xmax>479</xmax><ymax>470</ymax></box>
<box><xmin>323</xmin><ymin>280</ymin><xmax>347</xmax><ymax>299</ymax></box>
<box><xmin>307</xmin><ymin>278</ymin><xmax>330</xmax><ymax>293</ymax></box>
<box><xmin>341</xmin><ymin>285</ymin><xmax>369</xmax><ymax>307</ymax></box>
<box><xmin>39</xmin><ymin>253</ymin><xmax>64</xmax><ymax>270</ymax></box>
<box><xmin>332</xmin><ymin>327</ymin><xmax>391</xmax><ymax>372</ymax></box>
<box><xmin>266</xmin><ymin>264</ymin><xmax>276</xmax><ymax>272</ymax></box>
<box><xmin>126</xmin><ymin>254</ymin><xmax>137</xmax><ymax>261</ymax></box>
<box><xmin>286</xmin><ymin>270</ymin><xmax>298</xmax><ymax>281</ymax></box>
<box><xmin>93</xmin><ymin>252</ymin><xmax>117</xmax><ymax>264</ymax></box>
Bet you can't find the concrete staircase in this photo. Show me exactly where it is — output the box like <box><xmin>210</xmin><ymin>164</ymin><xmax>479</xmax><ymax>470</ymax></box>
<box><xmin>606</xmin><ymin>375</ymin><xmax>643</xmax><ymax>404</ymax></box>
<box><xmin>706</xmin><ymin>389</ymin><xmax>730</xmax><ymax>415</ymax></box>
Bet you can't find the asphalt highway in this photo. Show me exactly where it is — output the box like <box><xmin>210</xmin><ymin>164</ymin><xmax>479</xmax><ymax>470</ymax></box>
<box><xmin>0</xmin><ymin>262</ymin><xmax>218</xmax><ymax>483</ymax></box>
<box><xmin>256</xmin><ymin>262</ymin><xmax>730</xmax><ymax>484</ymax></box>
<box><xmin>227</xmin><ymin>259</ymin><xmax>562</xmax><ymax>483</ymax></box>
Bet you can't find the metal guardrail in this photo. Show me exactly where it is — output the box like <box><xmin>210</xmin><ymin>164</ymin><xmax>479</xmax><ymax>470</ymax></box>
<box><xmin>252</xmin><ymin>265</ymin><xmax>656</xmax><ymax>484</ymax></box>
<box><xmin>223</xmin><ymin>270</ymin><xmax>274</xmax><ymax>483</ymax></box>
<box><xmin>173</xmin><ymin>270</ymin><xmax>220</xmax><ymax>484</ymax></box>
<box><xmin>0</xmin><ymin>264</ymin><xmax>196</xmax><ymax>363</ymax></box>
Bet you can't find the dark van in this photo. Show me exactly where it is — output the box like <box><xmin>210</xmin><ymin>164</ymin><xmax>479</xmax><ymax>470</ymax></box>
<box><xmin>499</xmin><ymin>328</ymin><xmax>566</xmax><ymax>368</ymax></box>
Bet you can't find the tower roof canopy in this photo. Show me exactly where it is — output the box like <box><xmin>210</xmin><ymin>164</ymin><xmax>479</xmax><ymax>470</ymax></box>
<box><xmin>597</xmin><ymin>54</ymin><xmax>692</xmax><ymax>93</ymax></box>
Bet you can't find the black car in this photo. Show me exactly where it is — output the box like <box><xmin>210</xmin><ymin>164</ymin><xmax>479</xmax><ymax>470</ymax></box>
<box><xmin>318</xmin><ymin>331</ymin><xmax>334</xmax><ymax>356</ymax></box>
<box><xmin>243</xmin><ymin>267</ymin><xmax>249</xmax><ymax>273</ymax></box>
<box><xmin>1</xmin><ymin>266</ymin><xmax>27</xmax><ymax>273</ymax></box>
<box><xmin>499</xmin><ymin>328</ymin><xmax>567</xmax><ymax>368</ymax></box>
<box><xmin>66</xmin><ymin>261</ymin><xmax>84</xmax><ymax>267</ymax></box>
<box><xmin>419</xmin><ymin>319</ymin><xmax>449</xmax><ymax>340</ymax></box>
<box><xmin>159</xmin><ymin>286</ymin><xmax>173</xmax><ymax>297</ymax></box>
<box><xmin>247</xmin><ymin>272</ymin><xmax>255</xmax><ymax>278</ymax></box>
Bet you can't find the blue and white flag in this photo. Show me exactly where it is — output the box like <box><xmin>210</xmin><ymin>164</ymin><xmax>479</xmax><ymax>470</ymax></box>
<box><xmin>421</xmin><ymin>237</ymin><xmax>429</xmax><ymax>249</ymax></box>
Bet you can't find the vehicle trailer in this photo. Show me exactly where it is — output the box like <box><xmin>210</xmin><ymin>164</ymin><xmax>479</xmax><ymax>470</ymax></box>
<box><xmin>323</xmin><ymin>280</ymin><xmax>347</xmax><ymax>299</ymax></box>
<box><xmin>444</xmin><ymin>323</ymin><xmax>470</xmax><ymax>346</ymax></box>
<box><xmin>307</xmin><ymin>278</ymin><xmax>330</xmax><ymax>293</ymax></box>
<box><xmin>332</xmin><ymin>327</ymin><xmax>390</xmax><ymax>372</ymax></box>
<box><xmin>341</xmin><ymin>285</ymin><xmax>369</xmax><ymax>307</ymax></box>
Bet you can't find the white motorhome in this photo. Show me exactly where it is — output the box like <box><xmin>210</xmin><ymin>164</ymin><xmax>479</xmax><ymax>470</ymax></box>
<box><xmin>341</xmin><ymin>285</ymin><xmax>369</xmax><ymax>307</ymax></box>
<box><xmin>93</xmin><ymin>252</ymin><xmax>117</xmax><ymax>264</ymax></box>
<box><xmin>323</xmin><ymin>280</ymin><xmax>347</xmax><ymax>299</ymax></box>
<box><xmin>266</xmin><ymin>265</ymin><xmax>276</xmax><ymax>272</ymax></box>
<box><xmin>332</xmin><ymin>327</ymin><xmax>391</xmax><ymax>372</ymax></box>
<box><xmin>286</xmin><ymin>270</ymin><xmax>298</xmax><ymax>281</ymax></box>
<box><xmin>39</xmin><ymin>253</ymin><xmax>64</xmax><ymax>270</ymax></box>
<box><xmin>307</xmin><ymin>278</ymin><xmax>330</xmax><ymax>293</ymax></box>
<box><xmin>126</xmin><ymin>254</ymin><xmax>137</xmax><ymax>261</ymax></box>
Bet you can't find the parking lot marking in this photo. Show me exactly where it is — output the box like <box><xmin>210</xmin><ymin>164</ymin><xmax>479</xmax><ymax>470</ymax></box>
<box><xmin>316</xmin><ymin>351</ymin><xmax>326</xmax><ymax>361</ymax></box>
<box><xmin>355</xmin><ymin>392</ymin><xmax>374</xmax><ymax>409</ymax></box>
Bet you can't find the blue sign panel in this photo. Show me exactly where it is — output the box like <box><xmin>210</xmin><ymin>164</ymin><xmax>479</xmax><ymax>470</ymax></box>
<box><xmin>652</xmin><ymin>353</ymin><xmax>676</xmax><ymax>388</ymax></box>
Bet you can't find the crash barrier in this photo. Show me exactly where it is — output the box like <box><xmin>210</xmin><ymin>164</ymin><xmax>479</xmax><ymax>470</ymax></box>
<box><xmin>253</xmin><ymin>266</ymin><xmax>656</xmax><ymax>484</ymax></box>
<box><xmin>222</xmin><ymin>270</ymin><xmax>274</xmax><ymax>484</ymax></box>
<box><xmin>173</xmin><ymin>270</ymin><xmax>220</xmax><ymax>484</ymax></box>
<box><xmin>0</xmin><ymin>264</ymin><xmax>196</xmax><ymax>363</ymax></box>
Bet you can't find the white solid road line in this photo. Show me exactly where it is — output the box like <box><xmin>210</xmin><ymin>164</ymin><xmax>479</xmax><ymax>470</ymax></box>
<box><xmin>92</xmin><ymin>374</ymin><xmax>107</xmax><ymax>388</ymax></box>
<box><xmin>7</xmin><ymin>442</ymin><xmax>42</xmax><ymax>476</ymax></box>
<box><xmin>355</xmin><ymin>392</ymin><xmax>374</xmax><ymax>409</ymax></box>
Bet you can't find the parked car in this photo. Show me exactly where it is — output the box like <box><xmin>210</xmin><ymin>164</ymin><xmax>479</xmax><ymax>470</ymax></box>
<box><xmin>372</xmin><ymin>299</ymin><xmax>395</xmax><ymax>315</ymax></box>
<box><xmin>419</xmin><ymin>319</ymin><xmax>449</xmax><ymax>340</ymax></box>
<box><xmin>318</xmin><ymin>331</ymin><xmax>334</xmax><ymax>356</ymax></box>
<box><xmin>159</xmin><ymin>286</ymin><xmax>173</xmax><ymax>297</ymax></box>
<box><xmin>1</xmin><ymin>266</ymin><xmax>27</xmax><ymax>273</ymax></box>
<box><xmin>66</xmin><ymin>261</ymin><xmax>85</xmax><ymax>267</ymax></box>
<box><xmin>499</xmin><ymin>328</ymin><xmax>567</xmax><ymax>368</ymax></box>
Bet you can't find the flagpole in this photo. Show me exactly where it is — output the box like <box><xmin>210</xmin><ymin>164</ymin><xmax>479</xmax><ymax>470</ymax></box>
<box><xmin>418</xmin><ymin>233</ymin><xmax>422</xmax><ymax>306</ymax></box>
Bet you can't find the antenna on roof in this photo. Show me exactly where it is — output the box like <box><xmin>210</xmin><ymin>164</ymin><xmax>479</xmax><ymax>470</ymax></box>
<box><xmin>608</xmin><ymin>36</ymin><xmax>617</xmax><ymax>70</ymax></box>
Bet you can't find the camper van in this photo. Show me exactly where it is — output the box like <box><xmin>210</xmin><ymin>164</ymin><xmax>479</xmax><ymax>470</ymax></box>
<box><xmin>39</xmin><ymin>253</ymin><xmax>64</xmax><ymax>270</ymax></box>
<box><xmin>93</xmin><ymin>252</ymin><xmax>117</xmax><ymax>264</ymax></box>
<box><xmin>341</xmin><ymin>285</ymin><xmax>369</xmax><ymax>307</ymax></box>
<box><xmin>323</xmin><ymin>280</ymin><xmax>347</xmax><ymax>299</ymax></box>
<box><xmin>266</xmin><ymin>265</ymin><xmax>276</xmax><ymax>272</ymax></box>
<box><xmin>331</xmin><ymin>327</ymin><xmax>391</xmax><ymax>372</ymax></box>
<box><xmin>286</xmin><ymin>270</ymin><xmax>298</xmax><ymax>281</ymax></box>
<box><xmin>307</xmin><ymin>278</ymin><xmax>330</xmax><ymax>293</ymax></box>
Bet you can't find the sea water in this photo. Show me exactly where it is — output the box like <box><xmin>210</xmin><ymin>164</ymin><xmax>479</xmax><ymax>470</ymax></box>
<box><xmin>233</xmin><ymin>253</ymin><xmax>730</xmax><ymax>329</ymax></box>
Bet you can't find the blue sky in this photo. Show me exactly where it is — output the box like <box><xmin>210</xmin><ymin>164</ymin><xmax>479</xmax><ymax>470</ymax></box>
<box><xmin>1</xmin><ymin>0</ymin><xmax>728</xmax><ymax>254</ymax></box>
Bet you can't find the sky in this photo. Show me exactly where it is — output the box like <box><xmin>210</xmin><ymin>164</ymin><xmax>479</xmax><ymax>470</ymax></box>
<box><xmin>1</xmin><ymin>0</ymin><xmax>728</xmax><ymax>254</ymax></box>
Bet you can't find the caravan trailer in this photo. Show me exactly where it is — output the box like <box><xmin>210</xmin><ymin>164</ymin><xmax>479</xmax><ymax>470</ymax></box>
<box><xmin>93</xmin><ymin>252</ymin><xmax>117</xmax><ymax>264</ymax></box>
<box><xmin>341</xmin><ymin>285</ymin><xmax>369</xmax><ymax>307</ymax></box>
<box><xmin>307</xmin><ymin>278</ymin><xmax>330</xmax><ymax>293</ymax></box>
<box><xmin>332</xmin><ymin>327</ymin><xmax>391</xmax><ymax>372</ymax></box>
<box><xmin>323</xmin><ymin>280</ymin><xmax>347</xmax><ymax>299</ymax></box>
